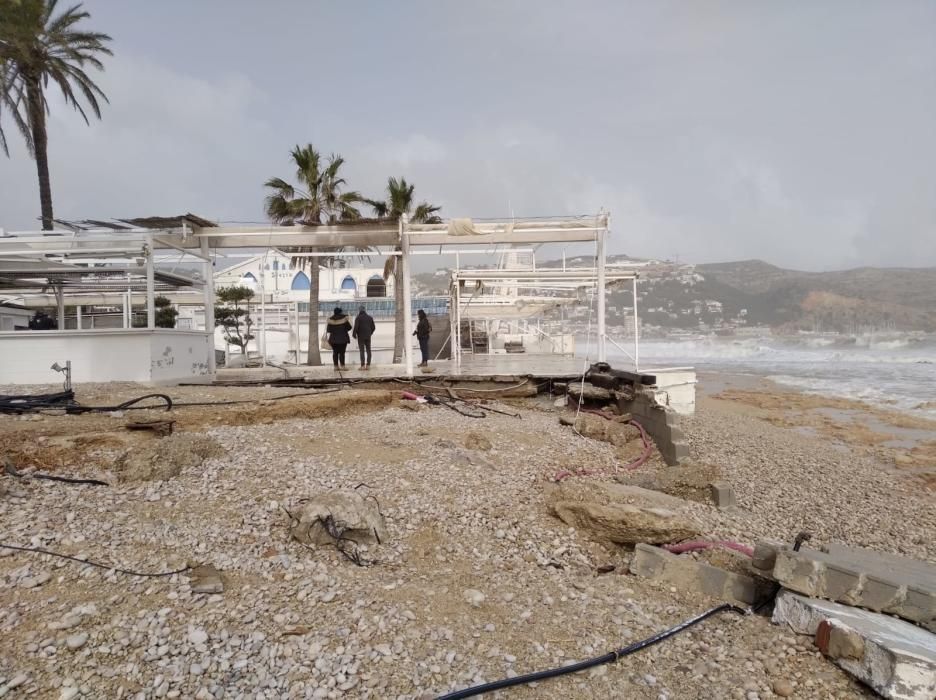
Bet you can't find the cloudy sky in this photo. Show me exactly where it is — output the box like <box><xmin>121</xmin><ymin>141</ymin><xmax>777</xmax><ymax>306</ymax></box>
<box><xmin>1</xmin><ymin>0</ymin><xmax>934</xmax><ymax>270</ymax></box>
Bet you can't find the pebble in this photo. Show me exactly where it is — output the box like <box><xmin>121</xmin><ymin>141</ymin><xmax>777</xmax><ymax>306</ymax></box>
<box><xmin>463</xmin><ymin>589</ymin><xmax>485</xmax><ymax>607</ymax></box>
<box><xmin>188</xmin><ymin>629</ymin><xmax>209</xmax><ymax>645</ymax></box>
<box><xmin>771</xmin><ymin>679</ymin><xmax>794</xmax><ymax>697</ymax></box>
<box><xmin>65</xmin><ymin>633</ymin><xmax>88</xmax><ymax>651</ymax></box>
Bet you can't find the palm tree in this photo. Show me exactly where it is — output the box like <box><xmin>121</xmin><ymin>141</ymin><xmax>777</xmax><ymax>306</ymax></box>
<box><xmin>365</xmin><ymin>177</ymin><xmax>441</xmax><ymax>362</ymax></box>
<box><xmin>264</xmin><ymin>144</ymin><xmax>363</xmax><ymax>365</ymax></box>
<box><xmin>0</xmin><ymin>0</ymin><xmax>112</xmax><ymax>230</ymax></box>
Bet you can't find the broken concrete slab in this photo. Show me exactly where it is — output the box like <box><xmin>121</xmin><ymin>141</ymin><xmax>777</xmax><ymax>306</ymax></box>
<box><xmin>630</xmin><ymin>543</ymin><xmax>773</xmax><ymax>606</ymax></box>
<box><xmin>770</xmin><ymin>546</ymin><xmax>936</xmax><ymax>632</ymax></box>
<box><xmin>289</xmin><ymin>490</ymin><xmax>388</xmax><ymax>547</ymax></box>
<box><xmin>547</xmin><ymin>481</ymin><xmax>701</xmax><ymax>546</ymax></box>
<box><xmin>773</xmin><ymin>591</ymin><xmax>936</xmax><ymax>700</ymax></box>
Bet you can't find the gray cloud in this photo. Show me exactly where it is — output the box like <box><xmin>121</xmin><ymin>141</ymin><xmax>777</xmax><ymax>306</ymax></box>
<box><xmin>1</xmin><ymin>0</ymin><xmax>933</xmax><ymax>271</ymax></box>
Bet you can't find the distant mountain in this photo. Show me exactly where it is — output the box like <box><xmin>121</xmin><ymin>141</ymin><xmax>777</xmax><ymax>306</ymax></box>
<box><xmin>413</xmin><ymin>256</ymin><xmax>936</xmax><ymax>333</ymax></box>
<box><xmin>697</xmin><ymin>260</ymin><xmax>936</xmax><ymax>332</ymax></box>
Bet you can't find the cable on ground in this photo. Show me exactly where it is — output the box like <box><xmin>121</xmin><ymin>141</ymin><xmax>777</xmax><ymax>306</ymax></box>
<box><xmin>0</xmin><ymin>543</ymin><xmax>191</xmax><ymax>578</ymax></box>
<box><xmin>434</xmin><ymin>603</ymin><xmax>746</xmax><ymax>699</ymax></box>
<box><xmin>4</xmin><ymin>460</ymin><xmax>108</xmax><ymax>486</ymax></box>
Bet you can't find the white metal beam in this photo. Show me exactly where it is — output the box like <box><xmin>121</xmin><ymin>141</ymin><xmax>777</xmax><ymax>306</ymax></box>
<box><xmin>401</xmin><ymin>216</ymin><xmax>413</xmax><ymax>377</ymax></box>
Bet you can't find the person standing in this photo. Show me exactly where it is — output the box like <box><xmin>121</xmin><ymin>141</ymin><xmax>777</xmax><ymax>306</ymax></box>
<box><xmin>413</xmin><ymin>309</ymin><xmax>432</xmax><ymax>367</ymax></box>
<box><xmin>326</xmin><ymin>307</ymin><xmax>352</xmax><ymax>370</ymax></box>
<box><xmin>352</xmin><ymin>305</ymin><xmax>376</xmax><ymax>369</ymax></box>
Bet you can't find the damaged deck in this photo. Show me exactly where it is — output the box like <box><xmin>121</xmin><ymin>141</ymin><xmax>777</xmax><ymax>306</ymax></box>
<box><xmin>215</xmin><ymin>355</ymin><xmax>659</xmax><ymax>389</ymax></box>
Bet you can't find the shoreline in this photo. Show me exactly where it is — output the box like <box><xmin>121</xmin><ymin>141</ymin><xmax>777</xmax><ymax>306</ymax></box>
<box><xmin>2</xmin><ymin>376</ymin><xmax>932</xmax><ymax>697</ymax></box>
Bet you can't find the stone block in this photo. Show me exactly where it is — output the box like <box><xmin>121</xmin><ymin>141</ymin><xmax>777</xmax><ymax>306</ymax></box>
<box><xmin>861</xmin><ymin>574</ymin><xmax>904</xmax><ymax>613</ymax></box>
<box><xmin>752</xmin><ymin>541</ymin><xmax>784</xmax><ymax>572</ymax></box>
<box><xmin>709</xmin><ymin>481</ymin><xmax>736</xmax><ymax>509</ymax></box>
<box><xmin>823</xmin><ymin>563</ymin><xmax>862</xmax><ymax>604</ymax></box>
<box><xmin>773</xmin><ymin>591</ymin><xmax>936</xmax><ymax>700</ymax></box>
<box><xmin>630</xmin><ymin>543</ymin><xmax>771</xmax><ymax>606</ymax></box>
<box><xmin>769</xmin><ymin>546</ymin><xmax>936</xmax><ymax>631</ymax></box>
<box><xmin>773</xmin><ymin>549</ymin><xmax>824</xmax><ymax>597</ymax></box>
<box><xmin>902</xmin><ymin>586</ymin><xmax>936</xmax><ymax>633</ymax></box>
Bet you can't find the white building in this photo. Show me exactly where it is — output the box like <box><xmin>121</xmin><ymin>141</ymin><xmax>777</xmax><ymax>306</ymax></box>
<box><xmin>214</xmin><ymin>250</ymin><xmax>393</xmax><ymax>306</ymax></box>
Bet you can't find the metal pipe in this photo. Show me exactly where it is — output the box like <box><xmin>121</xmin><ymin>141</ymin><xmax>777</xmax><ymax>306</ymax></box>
<box><xmin>400</xmin><ymin>215</ymin><xmax>414</xmax><ymax>377</ymax></box>
<box><xmin>198</xmin><ymin>238</ymin><xmax>216</xmax><ymax>373</ymax></box>
<box><xmin>145</xmin><ymin>236</ymin><xmax>156</xmax><ymax>329</ymax></box>
<box><xmin>596</xmin><ymin>222</ymin><xmax>607</xmax><ymax>363</ymax></box>
<box><xmin>633</xmin><ymin>275</ymin><xmax>639</xmax><ymax>371</ymax></box>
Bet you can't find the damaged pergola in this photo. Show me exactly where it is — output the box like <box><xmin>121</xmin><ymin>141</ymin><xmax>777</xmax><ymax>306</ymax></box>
<box><xmin>0</xmin><ymin>212</ymin><xmax>626</xmax><ymax>382</ymax></box>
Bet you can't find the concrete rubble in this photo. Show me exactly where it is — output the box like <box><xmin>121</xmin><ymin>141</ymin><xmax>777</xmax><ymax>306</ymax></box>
<box><xmin>630</xmin><ymin>543</ymin><xmax>773</xmax><ymax>606</ymax></box>
<box><xmin>288</xmin><ymin>490</ymin><xmax>388</xmax><ymax>547</ymax></box>
<box><xmin>546</xmin><ymin>481</ymin><xmax>701</xmax><ymax>546</ymax></box>
<box><xmin>755</xmin><ymin>542</ymin><xmax>936</xmax><ymax>632</ymax></box>
<box><xmin>773</xmin><ymin>591</ymin><xmax>936</xmax><ymax>700</ymax></box>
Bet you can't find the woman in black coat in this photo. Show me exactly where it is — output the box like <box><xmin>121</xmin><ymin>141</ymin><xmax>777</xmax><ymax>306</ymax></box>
<box><xmin>326</xmin><ymin>307</ymin><xmax>352</xmax><ymax>369</ymax></box>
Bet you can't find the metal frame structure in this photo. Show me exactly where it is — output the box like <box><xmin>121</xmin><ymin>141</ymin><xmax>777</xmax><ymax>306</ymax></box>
<box><xmin>1</xmin><ymin>212</ymin><xmax>620</xmax><ymax>378</ymax></box>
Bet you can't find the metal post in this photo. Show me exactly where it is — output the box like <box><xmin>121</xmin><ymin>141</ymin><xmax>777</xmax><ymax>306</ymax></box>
<box><xmin>200</xmin><ymin>238</ymin><xmax>216</xmax><ymax>373</ymax></box>
<box><xmin>260</xmin><ymin>252</ymin><xmax>267</xmax><ymax>366</ymax></box>
<box><xmin>55</xmin><ymin>284</ymin><xmax>65</xmax><ymax>329</ymax></box>
<box><xmin>401</xmin><ymin>214</ymin><xmax>414</xmax><ymax>377</ymax></box>
<box><xmin>596</xmin><ymin>224</ymin><xmax>607</xmax><ymax>362</ymax></box>
<box><xmin>453</xmin><ymin>276</ymin><xmax>461</xmax><ymax>365</ymax></box>
<box><xmin>145</xmin><ymin>236</ymin><xmax>156</xmax><ymax>329</ymax></box>
<box><xmin>633</xmin><ymin>275</ymin><xmax>639</xmax><ymax>371</ymax></box>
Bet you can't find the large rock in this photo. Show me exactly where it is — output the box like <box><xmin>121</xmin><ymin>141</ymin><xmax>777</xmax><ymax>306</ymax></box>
<box><xmin>546</xmin><ymin>481</ymin><xmax>700</xmax><ymax>546</ymax></box>
<box><xmin>289</xmin><ymin>490</ymin><xmax>388</xmax><ymax>546</ymax></box>
<box><xmin>572</xmin><ymin>414</ymin><xmax>639</xmax><ymax>446</ymax></box>
<box><xmin>116</xmin><ymin>434</ymin><xmax>223</xmax><ymax>482</ymax></box>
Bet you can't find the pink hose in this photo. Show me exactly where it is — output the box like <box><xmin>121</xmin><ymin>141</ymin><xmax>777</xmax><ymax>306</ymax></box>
<box><xmin>401</xmin><ymin>391</ymin><xmax>419</xmax><ymax>401</ymax></box>
<box><xmin>663</xmin><ymin>540</ymin><xmax>754</xmax><ymax>558</ymax></box>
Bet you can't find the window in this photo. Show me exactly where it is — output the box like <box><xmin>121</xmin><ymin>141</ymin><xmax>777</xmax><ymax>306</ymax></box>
<box><xmin>340</xmin><ymin>275</ymin><xmax>357</xmax><ymax>291</ymax></box>
<box><xmin>242</xmin><ymin>272</ymin><xmax>258</xmax><ymax>284</ymax></box>
<box><xmin>291</xmin><ymin>271</ymin><xmax>311</xmax><ymax>290</ymax></box>
<box><xmin>366</xmin><ymin>275</ymin><xmax>386</xmax><ymax>297</ymax></box>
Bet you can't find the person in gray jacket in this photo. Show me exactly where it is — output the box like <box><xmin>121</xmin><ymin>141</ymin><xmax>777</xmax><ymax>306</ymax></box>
<box><xmin>352</xmin><ymin>305</ymin><xmax>376</xmax><ymax>369</ymax></box>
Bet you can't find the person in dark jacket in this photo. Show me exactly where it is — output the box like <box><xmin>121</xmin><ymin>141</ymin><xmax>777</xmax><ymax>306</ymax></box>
<box><xmin>352</xmin><ymin>305</ymin><xmax>376</xmax><ymax>369</ymax></box>
<box><xmin>326</xmin><ymin>307</ymin><xmax>352</xmax><ymax>369</ymax></box>
<box><xmin>413</xmin><ymin>309</ymin><xmax>432</xmax><ymax>367</ymax></box>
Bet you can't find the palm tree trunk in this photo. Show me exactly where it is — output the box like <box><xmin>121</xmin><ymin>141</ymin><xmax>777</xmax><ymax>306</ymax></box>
<box><xmin>393</xmin><ymin>255</ymin><xmax>405</xmax><ymax>363</ymax></box>
<box><xmin>27</xmin><ymin>81</ymin><xmax>54</xmax><ymax>230</ymax></box>
<box><xmin>306</xmin><ymin>261</ymin><xmax>322</xmax><ymax>365</ymax></box>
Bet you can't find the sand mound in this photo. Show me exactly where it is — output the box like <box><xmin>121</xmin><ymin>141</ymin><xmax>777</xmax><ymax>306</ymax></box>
<box><xmin>116</xmin><ymin>433</ymin><xmax>223</xmax><ymax>482</ymax></box>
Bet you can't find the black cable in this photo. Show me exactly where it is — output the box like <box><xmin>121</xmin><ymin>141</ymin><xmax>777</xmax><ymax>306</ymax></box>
<box><xmin>4</xmin><ymin>461</ymin><xmax>108</xmax><ymax>486</ymax></box>
<box><xmin>0</xmin><ymin>543</ymin><xmax>191</xmax><ymax>578</ymax></box>
<box><xmin>434</xmin><ymin>603</ymin><xmax>746</xmax><ymax>700</ymax></box>
<box><xmin>169</xmin><ymin>388</ymin><xmax>341</xmax><ymax>408</ymax></box>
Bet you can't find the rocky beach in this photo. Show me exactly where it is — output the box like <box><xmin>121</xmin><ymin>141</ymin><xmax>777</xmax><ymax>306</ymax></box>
<box><xmin>1</xmin><ymin>377</ymin><xmax>934</xmax><ymax>699</ymax></box>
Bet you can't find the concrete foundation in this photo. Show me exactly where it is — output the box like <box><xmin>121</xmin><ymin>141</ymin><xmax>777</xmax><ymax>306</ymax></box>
<box><xmin>616</xmin><ymin>391</ymin><xmax>689</xmax><ymax>466</ymax></box>
<box><xmin>629</xmin><ymin>543</ymin><xmax>773</xmax><ymax>606</ymax></box>
<box><xmin>770</xmin><ymin>545</ymin><xmax>936</xmax><ymax>632</ymax></box>
<box><xmin>773</xmin><ymin>591</ymin><xmax>936</xmax><ymax>700</ymax></box>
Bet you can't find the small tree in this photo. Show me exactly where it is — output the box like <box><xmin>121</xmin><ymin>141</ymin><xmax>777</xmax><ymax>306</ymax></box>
<box><xmin>154</xmin><ymin>296</ymin><xmax>178</xmax><ymax>328</ymax></box>
<box><xmin>214</xmin><ymin>285</ymin><xmax>254</xmax><ymax>353</ymax></box>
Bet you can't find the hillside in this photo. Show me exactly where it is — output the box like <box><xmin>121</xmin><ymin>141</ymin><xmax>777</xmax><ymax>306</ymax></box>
<box><xmin>413</xmin><ymin>257</ymin><xmax>936</xmax><ymax>333</ymax></box>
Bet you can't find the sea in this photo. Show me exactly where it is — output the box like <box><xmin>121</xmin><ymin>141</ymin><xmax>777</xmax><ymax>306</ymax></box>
<box><xmin>602</xmin><ymin>333</ymin><xmax>936</xmax><ymax>420</ymax></box>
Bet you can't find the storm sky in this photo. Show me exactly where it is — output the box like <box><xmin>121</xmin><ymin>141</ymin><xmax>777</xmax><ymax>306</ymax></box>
<box><xmin>1</xmin><ymin>0</ymin><xmax>934</xmax><ymax>270</ymax></box>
